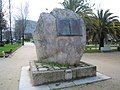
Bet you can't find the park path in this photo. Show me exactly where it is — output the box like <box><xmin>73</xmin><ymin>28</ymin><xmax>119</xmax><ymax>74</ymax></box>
<box><xmin>0</xmin><ymin>42</ymin><xmax>120</xmax><ymax>90</ymax></box>
<box><xmin>63</xmin><ymin>52</ymin><xmax>120</xmax><ymax>90</ymax></box>
<box><xmin>0</xmin><ymin>42</ymin><xmax>37</xmax><ymax>90</ymax></box>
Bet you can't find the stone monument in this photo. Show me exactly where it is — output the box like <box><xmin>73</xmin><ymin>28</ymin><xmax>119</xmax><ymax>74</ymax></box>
<box><xmin>30</xmin><ymin>8</ymin><xmax>96</xmax><ymax>85</ymax></box>
<box><xmin>33</xmin><ymin>8</ymin><xmax>86</xmax><ymax>65</ymax></box>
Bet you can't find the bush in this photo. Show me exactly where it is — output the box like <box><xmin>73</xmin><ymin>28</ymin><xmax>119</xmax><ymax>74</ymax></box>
<box><xmin>0</xmin><ymin>42</ymin><xmax>5</xmax><ymax>47</ymax></box>
<box><xmin>117</xmin><ymin>47</ymin><xmax>120</xmax><ymax>51</ymax></box>
<box><xmin>5</xmin><ymin>40</ymin><xmax>10</xmax><ymax>44</ymax></box>
<box><xmin>0</xmin><ymin>52</ymin><xmax>3</xmax><ymax>57</ymax></box>
<box><xmin>24</xmin><ymin>38</ymin><xmax>30</xmax><ymax>42</ymax></box>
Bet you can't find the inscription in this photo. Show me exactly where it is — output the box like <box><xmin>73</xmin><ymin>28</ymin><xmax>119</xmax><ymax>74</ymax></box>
<box><xmin>56</xmin><ymin>19</ymin><xmax>82</xmax><ymax>36</ymax></box>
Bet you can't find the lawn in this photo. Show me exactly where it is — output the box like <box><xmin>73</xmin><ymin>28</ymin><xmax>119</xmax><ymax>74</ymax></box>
<box><xmin>0</xmin><ymin>43</ymin><xmax>21</xmax><ymax>57</ymax></box>
<box><xmin>85</xmin><ymin>44</ymin><xmax>117</xmax><ymax>53</ymax></box>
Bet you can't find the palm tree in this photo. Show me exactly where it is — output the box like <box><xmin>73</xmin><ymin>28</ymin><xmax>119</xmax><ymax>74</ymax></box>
<box><xmin>61</xmin><ymin>0</ymin><xmax>94</xmax><ymax>44</ymax></box>
<box><xmin>61</xmin><ymin>0</ymin><xmax>93</xmax><ymax>15</ymax></box>
<box><xmin>109</xmin><ymin>21</ymin><xmax>120</xmax><ymax>47</ymax></box>
<box><xmin>93</xmin><ymin>9</ymin><xmax>118</xmax><ymax>49</ymax></box>
<box><xmin>85</xmin><ymin>16</ymin><xmax>98</xmax><ymax>44</ymax></box>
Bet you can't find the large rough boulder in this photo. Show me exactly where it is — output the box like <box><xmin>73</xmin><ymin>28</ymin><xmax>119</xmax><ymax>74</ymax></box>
<box><xmin>33</xmin><ymin>8</ymin><xmax>86</xmax><ymax>65</ymax></box>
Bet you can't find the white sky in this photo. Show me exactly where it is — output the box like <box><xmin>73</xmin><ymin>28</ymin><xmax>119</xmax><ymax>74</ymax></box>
<box><xmin>12</xmin><ymin>0</ymin><xmax>64</xmax><ymax>21</ymax></box>
<box><xmin>2</xmin><ymin>0</ymin><xmax>120</xmax><ymax>21</ymax></box>
<box><xmin>90</xmin><ymin>0</ymin><xmax>120</xmax><ymax>17</ymax></box>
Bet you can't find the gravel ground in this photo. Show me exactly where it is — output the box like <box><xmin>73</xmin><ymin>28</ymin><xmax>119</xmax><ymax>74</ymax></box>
<box><xmin>63</xmin><ymin>52</ymin><xmax>120</xmax><ymax>90</ymax></box>
<box><xmin>0</xmin><ymin>42</ymin><xmax>120</xmax><ymax>90</ymax></box>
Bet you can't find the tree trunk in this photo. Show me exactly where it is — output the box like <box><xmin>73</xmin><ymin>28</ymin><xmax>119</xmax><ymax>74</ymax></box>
<box><xmin>0</xmin><ymin>27</ymin><xmax>2</xmax><ymax>44</ymax></box>
<box><xmin>9</xmin><ymin>0</ymin><xmax>13</xmax><ymax>44</ymax></box>
<box><xmin>0</xmin><ymin>0</ymin><xmax>2</xmax><ymax>45</ymax></box>
<box><xmin>21</xmin><ymin>29</ymin><xmax>24</xmax><ymax>45</ymax></box>
<box><xmin>99</xmin><ymin>35</ymin><xmax>104</xmax><ymax>50</ymax></box>
<box><xmin>22</xmin><ymin>35</ymin><xmax>24</xmax><ymax>45</ymax></box>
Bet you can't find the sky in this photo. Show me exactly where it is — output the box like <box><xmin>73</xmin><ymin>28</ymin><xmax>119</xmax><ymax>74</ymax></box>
<box><xmin>90</xmin><ymin>0</ymin><xmax>120</xmax><ymax>17</ymax></box>
<box><xmin>2</xmin><ymin>0</ymin><xmax>120</xmax><ymax>21</ymax></box>
<box><xmin>11</xmin><ymin>0</ymin><xmax>64</xmax><ymax>21</ymax></box>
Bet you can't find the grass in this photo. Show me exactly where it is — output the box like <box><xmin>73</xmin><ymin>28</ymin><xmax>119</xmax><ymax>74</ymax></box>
<box><xmin>85</xmin><ymin>44</ymin><xmax>100</xmax><ymax>53</ymax></box>
<box><xmin>86</xmin><ymin>44</ymin><xmax>98</xmax><ymax>49</ymax></box>
<box><xmin>85</xmin><ymin>44</ymin><xmax>118</xmax><ymax>53</ymax></box>
<box><xmin>85</xmin><ymin>49</ymin><xmax>100</xmax><ymax>53</ymax></box>
<box><xmin>36</xmin><ymin>60</ymin><xmax>69</xmax><ymax>68</ymax></box>
<box><xmin>0</xmin><ymin>43</ymin><xmax>21</xmax><ymax>57</ymax></box>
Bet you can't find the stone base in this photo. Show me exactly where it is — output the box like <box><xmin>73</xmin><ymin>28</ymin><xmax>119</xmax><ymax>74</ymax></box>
<box><xmin>19</xmin><ymin>66</ymin><xmax>111</xmax><ymax>90</ymax></box>
<box><xmin>29</xmin><ymin>61</ymin><xmax>96</xmax><ymax>86</ymax></box>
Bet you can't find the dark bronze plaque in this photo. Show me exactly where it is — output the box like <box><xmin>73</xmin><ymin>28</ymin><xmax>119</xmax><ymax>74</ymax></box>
<box><xmin>56</xmin><ymin>19</ymin><xmax>82</xmax><ymax>36</ymax></box>
<box><xmin>70</xmin><ymin>19</ymin><xmax>81</xmax><ymax>35</ymax></box>
<box><xmin>57</xmin><ymin>19</ymin><xmax>70</xmax><ymax>36</ymax></box>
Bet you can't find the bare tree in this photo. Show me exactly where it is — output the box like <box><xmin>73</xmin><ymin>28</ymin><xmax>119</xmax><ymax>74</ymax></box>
<box><xmin>14</xmin><ymin>20</ymin><xmax>22</xmax><ymax>42</ymax></box>
<box><xmin>14</xmin><ymin>2</ymin><xmax>29</xmax><ymax>45</ymax></box>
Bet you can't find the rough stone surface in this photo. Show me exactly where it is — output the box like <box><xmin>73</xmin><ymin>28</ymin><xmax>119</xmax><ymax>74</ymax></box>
<box><xmin>31</xmin><ymin>70</ymin><xmax>65</xmax><ymax>86</ymax></box>
<box><xmin>33</xmin><ymin>8</ymin><xmax>86</xmax><ymax>65</ymax></box>
<box><xmin>65</xmin><ymin>69</ymin><xmax>72</xmax><ymax>80</ymax></box>
<box><xmin>20</xmin><ymin>66</ymin><xmax>111</xmax><ymax>90</ymax></box>
<box><xmin>30</xmin><ymin>61</ymin><xmax>96</xmax><ymax>86</ymax></box>
<box><xmin>76</xmin><ymin>66</ymin><xmax>96</xmax><ymax>78</ymax></box>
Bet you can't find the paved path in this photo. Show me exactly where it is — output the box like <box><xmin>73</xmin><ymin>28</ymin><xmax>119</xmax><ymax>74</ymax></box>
<box><xmin>0</xmin><ymin>42</ymin><xmax>37</xmax><ymax>90</ymax></box>
<box><xmin>0</xmin><ymin>42</ymin><xmax>120</xmax><ymax>90</ymax></box>
<box><xmin>63</xmin><ymin>52</ymin><xmax>120</xmax><ymax>90</ymax></box>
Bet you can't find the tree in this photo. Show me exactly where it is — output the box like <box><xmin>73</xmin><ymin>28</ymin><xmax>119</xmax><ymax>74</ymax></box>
<box><xmin>14</xmin><ymin>2</ymin><xmax>29</xmax><ymax>45</ymax></box>
<box><xmin>0</xmin><ymin>0</ymin><xmax>7</xmax><ymax>46</ymax></box>
<box><xmin>108</xmin><ymin>21</ymin><xmax>120</xmax><ymax>46</ymax></box>
<box><xmin>14</xmin><ymin>20</ymin><xmax>23</xmax><ymax>43</ymax></box>
<box><xmin>9</xmin><ymin>0</ymin><xmax>12</xmax><ymax>44</ymax></box>
<box><xmin>61</xmin><ymin>0</ymin><xmax>92</xmax><ymax>15</ymax></box>
<box><xmin>0</xmin><ymin>0</ymin><xmax>3</xmax><ymax>45</ymax></box>
<box><xmin>93</xmin><ymin>9</ymin><xmax>118</xmax><ymax>49</ymax></box>
<box><xmin>61</xmin><ymin>0</ymin><xmax>98</xmax><ymax>46</ymax></box>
